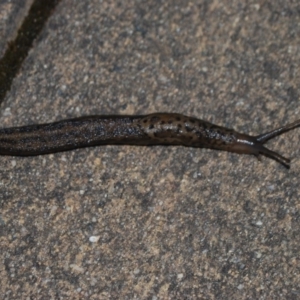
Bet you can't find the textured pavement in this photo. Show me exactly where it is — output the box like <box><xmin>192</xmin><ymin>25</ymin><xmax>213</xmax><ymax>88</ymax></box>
<box><xmin>1</xmin><ymin>0</ymin><xmax>300</xmax><ymax>299</ymax></box>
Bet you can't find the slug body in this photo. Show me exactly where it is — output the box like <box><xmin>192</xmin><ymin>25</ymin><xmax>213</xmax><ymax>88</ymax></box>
<box><xmin>0</xmin><ymin>113</ymin><xmax>299</xmax><ymax>168</ymax></box>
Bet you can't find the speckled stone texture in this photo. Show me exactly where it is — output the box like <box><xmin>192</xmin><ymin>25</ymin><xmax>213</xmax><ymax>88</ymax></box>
<box><xmin>0</xmin><ymin>0</ymin><xmax>34</xmax><ymax>56</ymax></box>
<box><xmin>1</xmin><ymin>0</ymin><xmax>300</xmax><ymax>299</ymax></box>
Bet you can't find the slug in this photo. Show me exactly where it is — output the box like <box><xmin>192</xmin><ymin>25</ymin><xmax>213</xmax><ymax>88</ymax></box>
<box><xmin>0</xmin><ymin>113</ymin><xmax>299</xmax><ymax>168</ymax></box>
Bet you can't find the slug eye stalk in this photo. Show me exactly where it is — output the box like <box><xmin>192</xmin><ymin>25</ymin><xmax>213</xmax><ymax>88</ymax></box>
<box><xmin>232</xmin><ymin>119</ymin><xmax>300</xmax><ymax>168</ymax></box>
<box><xmin>255</xmin><ymin>119</ymin><xmax>300</xmax><ymax>168</ymax></box>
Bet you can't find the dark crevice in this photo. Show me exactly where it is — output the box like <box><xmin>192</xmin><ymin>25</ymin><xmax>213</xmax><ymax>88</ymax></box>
<box><xmin>0</xmin><ymin>0</ymin><xmax>62</xmax><ymax>104</ymax></box>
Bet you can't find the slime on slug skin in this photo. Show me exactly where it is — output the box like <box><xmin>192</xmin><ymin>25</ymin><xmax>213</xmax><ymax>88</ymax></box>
<box><xmin>0</xmin><ymin>113</ymin><xmax>299</xmax><ymax>168</ymax></box>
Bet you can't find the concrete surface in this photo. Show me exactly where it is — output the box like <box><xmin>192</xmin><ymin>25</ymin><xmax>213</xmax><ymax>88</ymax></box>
<box><xmin>1</xmin><ymin>0</ymin><xmax>300</xmax><ymax>299</ymax></box>
<box><xmin>0</xmin><ymin>0</ymin><xmax>34</xmax><ymax>56</ymax></box>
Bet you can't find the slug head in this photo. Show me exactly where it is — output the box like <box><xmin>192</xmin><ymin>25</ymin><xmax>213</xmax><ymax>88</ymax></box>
<box><xmin>230</xmin><ymin>118</ymin><xmax>300</xmax><ymax>168</ymax></box>
<box><xmin>230</xmin><ymin>133</ymin><xmax>291</xmax><ymax>168</ymax></box>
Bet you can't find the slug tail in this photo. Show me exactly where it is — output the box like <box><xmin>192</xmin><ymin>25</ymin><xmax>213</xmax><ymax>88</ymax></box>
<box><xmin>256</xmin><ymin>119</ymin><xmax>300</xmax><ymax>143</ymax></box>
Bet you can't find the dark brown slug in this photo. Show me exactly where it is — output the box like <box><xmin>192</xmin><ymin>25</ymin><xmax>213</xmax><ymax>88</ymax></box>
<box><xmin>0</xmin><ymin>113</ymin><xmax>299</xmax><ymax>168</ymax></box>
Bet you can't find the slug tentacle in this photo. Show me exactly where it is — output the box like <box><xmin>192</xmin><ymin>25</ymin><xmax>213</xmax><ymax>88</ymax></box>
<box><xmin>255</xmin><ymin>145</ymin><xmax>291</xmax><ymax>168</ymax></box>
<box><xmin>255</xmin><ymin>119</ymin><xmax>300</xmax><ymax>143</ymax></box>
<box><xmin>0</xmin><ymin>113</ymin><xmax>299</xmax><ymax>168</ymax></box>
<box><xmin>230</xmin><ymin>119</ymin><xmax>300</xmax><ymax>168</ymax></box>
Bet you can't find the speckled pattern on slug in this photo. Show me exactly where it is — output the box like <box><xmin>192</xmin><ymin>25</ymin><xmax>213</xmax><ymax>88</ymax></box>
<box><xmin>0</xmin><ymin>113</ymin><xmax>299</xmax><ymax>167</ymax></box>
<box><xmin>138</xmin><ymin>113</ymin><xmax>237</xmax><ymax>149</ymax></box>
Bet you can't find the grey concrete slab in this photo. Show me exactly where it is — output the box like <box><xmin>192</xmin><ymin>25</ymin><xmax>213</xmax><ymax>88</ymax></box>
<box><xmin>1</xmin><ymin>0</ymin><xmax>300</xmax><ymax>298</ymax></box>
